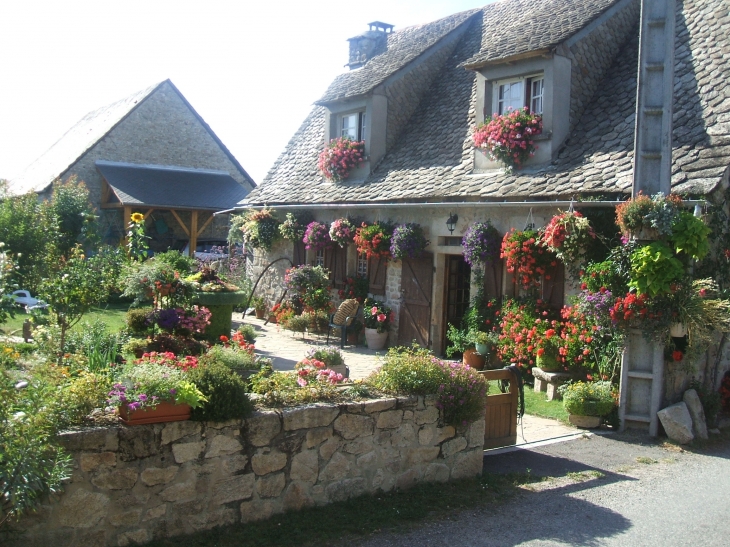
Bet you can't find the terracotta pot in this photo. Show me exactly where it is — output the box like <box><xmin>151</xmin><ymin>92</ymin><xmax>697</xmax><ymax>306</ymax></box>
<box><xmin>255</xmin><ymin>309</ymin><xmax>265</xmax><ymax>319</ymax></box>
<box><xmin>568</xmin><ymin>414</ymin><xmax>601</xmax><ymax>429</ymax></box>
<box><xmin>365</xmin><ymin>328</ymin><xmax>388</xmax><ymax>350</ymax></box>
<box><xmin>670</xmin><ymin>323</ymin><xmax>688</xmax><ymax>337</ymax></box>
<box><xmin>462</xmin><ymin>348</ymin><xmax>485</xmax><ymax>370</ymax></box>
<box><xmin>119</xmin><ymin>401</ymin><xmax>191</xmax><ymax>426</ymax></box>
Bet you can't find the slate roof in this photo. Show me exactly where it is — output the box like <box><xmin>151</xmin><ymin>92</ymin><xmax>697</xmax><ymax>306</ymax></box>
<box><xmin>245</xmin><ymin>0</ymin><xmax>730</xmax><ymax>206</ymax></box>
<box><xmin>317</xmin><ymin>10</ymin><xmax>479</xmax><ymax>104</ymax></box>
<box><xmin>462</xmin><ymin>0</ymin><xmax>621</xmax><ymax>68</ymax></box>
<box><xmin>96</xmin><ymin>161</ymin><xmax>249</xmax><ymax>211</ymax></box>
<box><xmin>9</xmin><ymin>79</ymin><xmax>255</xmax><ymax>196</ymax></box>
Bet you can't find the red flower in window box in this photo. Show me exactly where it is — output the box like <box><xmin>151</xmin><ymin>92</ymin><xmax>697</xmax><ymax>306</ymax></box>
<box><xmin>473</xmin><ymin>107</ymin><xmax>542</xmax><ymax>173</ymax></box>
<box><xmin>318</xmin><ymin>137</ymin><xmax>365</xmax><ymax>182</ymax></box>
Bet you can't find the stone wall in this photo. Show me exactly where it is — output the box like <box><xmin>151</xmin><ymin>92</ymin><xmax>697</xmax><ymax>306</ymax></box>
<box><xmin>6</xmin><ymin>397</ymin><xmax>484</xmax><ymax>547</ymax></box>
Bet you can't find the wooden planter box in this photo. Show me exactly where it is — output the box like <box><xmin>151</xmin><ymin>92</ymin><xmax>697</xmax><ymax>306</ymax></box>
<box><xmin>119</xmin><ymin>401</ymin><xmax>191</xmax><ymax>425</ymax></box>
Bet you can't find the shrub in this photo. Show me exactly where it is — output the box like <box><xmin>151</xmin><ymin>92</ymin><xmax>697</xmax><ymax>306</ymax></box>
<box><xmin>57</xmin><ymin>371</ymin><xmax>112</xmax><ymax>427</ymax></box>
<box><xmin>202</xmin><ymin>344</ymin><xmax>258</xmax><ymax>372</ymax></box>
<box><xmin>153</xmin><ymin>250</ymin><xmax>196</xmax><ymax>275</ymax></box>
<box><xmin>188</xmin><ymin>361</ymin><xmax>253</xmax><ymax>422</ymax></box>
<box><xmin>237</xmin><ymin>323</ymin><xmax>257</xmax><ymax>343</ymax></box>
<box><xmin>559</xmin><ymin>381</ymin><xmax>615</xmax><ymax>416</ymax></box>
<box><xmin>146</xmin><ymin>333</ymin><xmax>207</xmax><ymax>356</ymax></box>
<box><xmin>249</xmin><ymin>364</ymin><xmax>340</xmax><ymax>407</ymax></box>
<box><xmin>370</xmin><ymin>345</ymin><xmax>488</xmax><ymax>426</ymax></box>
<box><xmin>126</xmin><ymin>307</ymin><xmax>154</xmax><ymax>335</ymax></box>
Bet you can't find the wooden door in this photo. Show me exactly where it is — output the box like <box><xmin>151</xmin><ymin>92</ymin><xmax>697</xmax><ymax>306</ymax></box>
<box><xmin>479</xmin><ymin>369</ymin><xmax>518</xmax><ymax>449</ymax></box>
<box><xmin>398</xmin><ymin>253</ymin><xmax>434</xmax><ymax>347</ymax></box>
<box><xmin>483</xmin><ymin>259</ymin><xmax>504</xmax><ymax>301</ymax></box>
<box><xmin>368</xmin><ymin>255</ymin><xmax>387</xmax><ymax>296</ymax></box>
<box><xmin>442</xmin><ymin>255</ymin><xmax>471</xmax><ymax>348</ymax></box>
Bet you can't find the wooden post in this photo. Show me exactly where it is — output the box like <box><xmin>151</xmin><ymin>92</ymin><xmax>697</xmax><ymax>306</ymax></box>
<box><xmin>189</xmin><ymin>211</ymin><xmax>199</xmax><ymax>258</ymax></box>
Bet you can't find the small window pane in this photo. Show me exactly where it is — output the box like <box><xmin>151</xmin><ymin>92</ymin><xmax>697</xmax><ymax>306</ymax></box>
<box><xmin>357</xmin><ymin>253</ymin><xmax>368</xmax><ymax>276</ymax></box>
<box><xmin>498</xmin><ymin>81</ymin><xmax>523</xmax><ymax>114</ymax></box>
<box><xmin>315</xmin><ymin>249</ymin><xmax>325</xmax><ymax>267</ymax></box>
<box><xmin>341</xmin><ymin>114</ymin><xmax>358</xmax><ymax>139</ymax></box>
<box><xmin>531</xmin><ymin>78</ymin><xmax>544</xmax><ymax>114</ymax></box>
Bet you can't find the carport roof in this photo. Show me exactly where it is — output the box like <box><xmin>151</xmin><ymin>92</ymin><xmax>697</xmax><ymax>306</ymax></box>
<box><xmin>96</xmin><ymin>160</ymin><xmax>249</xmax><ymax>211</ymax></box>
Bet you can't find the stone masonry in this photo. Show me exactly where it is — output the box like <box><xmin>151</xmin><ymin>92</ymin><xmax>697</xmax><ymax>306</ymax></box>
<box><xmin>6</xmin><ymin>396</ymin><xmax>484</xmax><ymax>547</ymax></box>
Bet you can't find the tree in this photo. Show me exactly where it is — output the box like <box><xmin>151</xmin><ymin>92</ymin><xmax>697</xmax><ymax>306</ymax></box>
<box><xmin>48</xmin><ymin>177</ymin><xmax>99</xmax><ymax>258</ymax></box>
<box><xmin>38</xmin><ymin>246</ymin><xmax>124</xmax><ymax>358</ymax></box>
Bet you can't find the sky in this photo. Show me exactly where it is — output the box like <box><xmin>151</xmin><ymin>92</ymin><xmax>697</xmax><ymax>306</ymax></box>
<box><xmin>0</xmin><ymin>0</ymin><xmax>491</xmax><ymax>184</ymax></box>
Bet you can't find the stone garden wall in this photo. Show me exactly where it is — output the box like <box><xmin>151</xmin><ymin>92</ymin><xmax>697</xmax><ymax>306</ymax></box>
<box><xmin>6</xmin><ymin>396</ymin><xmax>485</xmax><ymax>547</ymax></box>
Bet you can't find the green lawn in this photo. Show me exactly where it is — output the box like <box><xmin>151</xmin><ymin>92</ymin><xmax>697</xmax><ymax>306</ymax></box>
<box><xmin>523</xmin><ymin>387</ymin><xmax>570</xmax><ymax>423</ymax></box>
<box><xmin>0</xmin><ymin>302</ymin><xmax>131</xmax><ymax>336</ymax></box>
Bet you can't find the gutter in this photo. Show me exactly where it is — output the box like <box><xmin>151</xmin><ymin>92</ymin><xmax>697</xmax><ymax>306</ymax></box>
<box><xmin>216</xmin><ymin>199</ymin><xmax>706</xmax><ymax>215</ymax></box>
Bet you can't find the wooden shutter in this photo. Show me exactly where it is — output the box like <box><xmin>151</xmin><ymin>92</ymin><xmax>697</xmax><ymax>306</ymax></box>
<box><xmin>542</xmin><ymin>261</ymin><xmax>565</xmax><ymax>310</ymax></box>
<box><xmin>368</xmin><ymin>255</ymin><xmax>387</xmax><ymax>295</ymax></box>
<box><xmin>293</xmin><ymin>241</ymin><xmax>306</xmax><ymax>266</ymax></box>
<box><xmin>482</xmin><ymin>259</ymin><xmax>504</xmax><ymax>301</ymax></box>
<box><xmin>324</xmin><ymin>246</ymin><xmax>347</xmax><ymax>288</ymax></box>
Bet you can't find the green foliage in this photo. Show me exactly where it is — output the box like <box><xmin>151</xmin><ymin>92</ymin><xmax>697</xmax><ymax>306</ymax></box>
<box><xmin>202</xmin><ymin>344</ymin><xmax>258</xmax><ymax>372</ymax></box>
<box><xmin>153</xmin><ymin>250</ymin><xmax>196</xmax><ymax>275</ymax></box>
<box><xmin>250</xmin><ymin>295</ymin><xmax>267</xmax><ymax>312</ymax></box>
<box><xmin>369</xmin><ymin>345</ymin><xmax>488</xmax><ymax>426</ymax></box>
<box><xmin>237</xmin><ymin>323</ymin><xmax>257</xmax><ymax>344</ymax></box>
<box><xmin>39</xmin><ymin>246</ymin><xmax>123</xmax><ymax>359</ymax></box>
<box><xmin>629</xmin><ymin>242</ymin><xmax>684</xmax><ymax>296</ymax></box>
<box><xmin>284</xmin><ymin>265</ymin><xmax>331</xmax><ymax>311</ymax></box>
<box><xmin>121</xmin><ymin>258</ymin><xmax>194</xmax><ymax>307</ymax></box>
<box><xmin>237</xmin><ymin>208</ymin><xmax>281</xmax><ymax>251</ymax></box>
<box><xmin>0</xmin><ymin>365</ymin><xmax>72</xmax><ymax>526</ymax></box>
<box><xmin>48</xmin><ymin>177</ymin><xmax>99</xmax><ymax>256</ymax></box>
<box><xmin>305</xmin><ymin>346</ymin><xmax>344</xmax><ymax>368</ymax></box>
<box><xmin>582</xmin><ymin>259</ymin><xmax>630</xmax><ymax>295</ymax></box>
<box><xmin>559</xmin><ymin>381</ymin><xmax>615</xmax><ymax>416</ymax></box>
<box><xmin>189</xmin><ymin>362</ymin><xmax>253</xmax><ymax>422</ymax></box>
<box><xmin>249</xmin><ymin>365</ymin><xmax>340</xmax><ymax>407</ymax></box>
<box><xmin>200</xmin><ymin>304</ymin><xmax>234</xmax><ymax>342</ymax></box>
<box><xmin>126</xmin><ymin>212</ymin><xmax>150</xmax><ymax>261</ymax></box>
<box><xmin>146</xmin><ymin>333</ymin><xmax>207</xmax><ymax>356</ymax></box>
<box><xmin>279</xmin><ymin>211</ymin><xmax>314</xmax><ymax>241</ymax></box>
<box><xmin>64</xmin><ymin>319</ymin><xmax>127</xmax><ymax>376</ymax></box>
<box><xmin>283</xmin><ymin>314</ymin><xmax>309</xmax><ymax>334</ymax></box>
<box><xmin>670</xmin><ymin>212</ymin><xmax>711</xmax><ymax>259</ymax></box>
<box><xmin>110</xmin><ymin>363</ymin><xmax>206</xmax><ymax>410</ymax></box>
<box><xmin>126</xmin><ymin>307</ymin><xmax>154</xmax><ymax>335</ymax></box>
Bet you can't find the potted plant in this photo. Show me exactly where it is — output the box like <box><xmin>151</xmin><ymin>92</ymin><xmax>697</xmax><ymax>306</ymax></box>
<box><xmin>472</xmin><ymin>106</ymin><xmax>543</xmax><ymax>173</ymax></box>
<box><xmin>346</xmin><ymin>317</ymin><xmax>363</xmax><ymax>345</ymax></box>
<box><xmin>445</xmin><ymin>325</ymin><xmax>484</xmax><ymax>369</ymax></box>
<box><xmin>354</xmin><ymin>221</ymin><xmax>394</xmax><ymax>260</ymax></box>
<box><xmin>250</xmin><ymin>295</ymin><xmax>267</xmax><ymax>319</ymax></box>
<box><xmin>541</xmin><ymin>211</ymin><xmax>596</xmax><ymax>276</ymax></box>
<box><xmin>305</xmin><ymin>346</ymin><xmax>348</xmax><ymax>378</ymax></box>
<box><xmin>318</xmin><ymin>137</ymin><xmax>365</xmax><ymax>182</ymax></box>
<box><xmin>559</xmin><ymin>381</ymin><xmax>615</xmax><ymax>428</ymax></box>
<box><xmin>108</xmin><ymin>362</ymin><xmax>207</xmax><ymax>425</ymax></box>
<box><xmin>363</xmin><ymin>298</ymin><xmax>393</xmax><ymax>350</ymax></box>
<box><xmin>390</xmin><ymin>223</ymin><xmax>429</xmax><ymax>260</ymax></box>
<box><xmin>187</xmin><ymin>267</ymin><xmax>247</xmax><ymax>342</ymax></box>
<box><xmin>501</xmin><ymin>229</ymin><xmax>557</xmax><ymax>290</ymax></box>
<box><xmin>338</xmin><ymin>275</ymin><xmax>369</xmax><ymax>303</ymax></box>
<box><xmin>303</xmin><ymin>221</ymin><xmax>332</xmax><ymax>251</ymax></box>
<box><xmin>615</xmin><ymin>192</ymin><xmax>683</xmax><ymax>240</ymax></box>
<box><xmin>462</xmin><ymin>221</ymin><xmax>501</xmax><ymax>268</ymax></box>
<box><xmin>329</xmin><ymin>218</ymin><xmax>356</xmax><ymax>247</ymax></box>
<box><xmin>239</xmin><ymin>207</ymin><xmax>282</xmax><ymax>251</ymax></box>
<box><xmin>279</xmin><ymin>211</ymin><xmax>314</xmax><ymax>241</ymax></box>
<box><xmin>628</xmin><ymin>242</ymin><xmax>684</xmax><ymax>296</ymax></box>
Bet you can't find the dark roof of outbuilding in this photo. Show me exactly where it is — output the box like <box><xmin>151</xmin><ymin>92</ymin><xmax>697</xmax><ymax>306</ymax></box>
<box><xmin>462</xmin><ymin>0</ymin><xmax>621</xmax><ymax>68</ymax></box>
<box><xmin>9</xmin><ymin>80</ymin><xmax>255</xmax><ymax>196</ymax></box>
<box><xmin>317</xmin><ymin>10</ymin><xmax>479</xmax><ymax>105</ymax></box>
<box><xmin>244</xmin><ymin>0</ymin><xmax>730</xmax><ymax>206</ymax></box>
<box><xmin>97</xmin><ymin>161</ymin><xmax>249</xmax><ymax>211</ymax></box>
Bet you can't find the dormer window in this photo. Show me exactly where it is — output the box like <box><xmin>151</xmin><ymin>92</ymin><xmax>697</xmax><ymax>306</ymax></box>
<box><xmin>495</xmin><ymin>75</ymin><xmax>544</xmax><ymax>115</ymax></box>
<box><xmin>341</xmin><ymin>112</ymin><xmax>366</xmax><ymax>141</ymax></box>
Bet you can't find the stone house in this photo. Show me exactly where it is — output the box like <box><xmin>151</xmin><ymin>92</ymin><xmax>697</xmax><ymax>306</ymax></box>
<box><xmin>240</xmin><ymin>0</ymin><xmax>729</xmax><ymax>362</ymax></box>
<box><xmin>8</xmin><ymin>79</ymin><xmax>255</xmax><ymax>254</ymax></box>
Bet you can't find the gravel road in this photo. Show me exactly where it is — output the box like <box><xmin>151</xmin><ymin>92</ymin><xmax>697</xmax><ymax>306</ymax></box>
<box><xmin>345</xmin><ymin>431</ymin><xmax>730</xmax><ymax>547</ymax></box>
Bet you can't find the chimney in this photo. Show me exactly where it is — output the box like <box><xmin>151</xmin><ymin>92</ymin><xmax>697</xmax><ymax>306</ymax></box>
<box><xmin>347</xmin><ymin>21</ymin><xmax>394</xmax><ymax>70</ymax></box>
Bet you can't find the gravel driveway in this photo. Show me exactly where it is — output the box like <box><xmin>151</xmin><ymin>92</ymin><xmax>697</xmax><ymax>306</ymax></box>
<box><xmin>344</xmin><ymin>431</ymin><xmax>730</xmax><ymax>547</ymax></box>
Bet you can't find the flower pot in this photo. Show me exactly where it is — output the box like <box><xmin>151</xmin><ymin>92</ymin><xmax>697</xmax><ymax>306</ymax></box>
<box><xmin>670</xmin><ymin>323</ymin><xmax>688</xmax><ymax>337</ymax></box>
<box><xmin>255</xmin><ymin>309</ymin><xmax>265</xmax><ymax>320</ymax></box>
<box><xmin>365</xmin><ymin>328</ymin><xmax>388</xmax><ymax>350</ymax></box>
<box><xmin>475</xmin><ymin>342</ymin><xmax>489</xmax><ymax>356</ymax></box>
<box><xmin>536</xmin><ymin>351</ymin><xmax>562</xmax><ymax>372</ymax></box>
<box><xmin>347</xmin><ymin>331</ymin><xmax>359</xmax><ymax>345</ymax></box>
<box><xmin>119</xmin><ymin>401</ymin><xmax>191</xmax><ymax>426</ymax></box>
<box><xmin>462</xmin><ymin>348</ymin><xmax>485</xmax><ymax>370</ymax></box>
<box><xmin>568</xmin><ymin>414</ymin><xmax>601</xmax><ymax>429</ymax></box>
<box><xmin>329</xmin><ymin>364</ymin><xmax>349</xmax><ymax>378</ymax></box>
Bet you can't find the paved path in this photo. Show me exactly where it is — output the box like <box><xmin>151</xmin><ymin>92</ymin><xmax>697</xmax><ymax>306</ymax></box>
<box><xmin>232</xmin><ymin>312</ymin><xmax>577</xmax><ymax>445</ymax></box>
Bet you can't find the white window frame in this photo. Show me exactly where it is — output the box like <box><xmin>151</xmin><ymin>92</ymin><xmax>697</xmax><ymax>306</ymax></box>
<box><xmin>493</xmin><ymin>74</ymin><xmax>544</xmax><ymax>115</ymax></box>
<box><xmin>340</xmin><ymin>111</ymin><xmax>366</xmax><ymax>141</ymax></box>
<box><xmin>315</xmin><ymin>249</ymin><xmax>325</xmax><ymax>267</ymax></box>
<box><xmin>356</xmin><ymin>252</ymin><xmax>368</xmax><ymax>277</ymax></box>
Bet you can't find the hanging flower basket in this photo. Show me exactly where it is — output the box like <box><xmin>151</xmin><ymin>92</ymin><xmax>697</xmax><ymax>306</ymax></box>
<box><xmin>354</xmin><ymin>222</ymin><xmax>394</xmax><ymax>260</ymax></box>
<box><xmin>329</xmin><ymin>218</ymin><xmax>356</xmax><ymax>247</ymax></box>
<box><xmin>318</xmin><ymin>137</ymin><xmax>365</xmax><ymax>182</ymax></box>
<box><xmin>240</xmin><ymin>208</ymin><xmax>281</xmax><ymax>251</ymax></box>
<box><xmin>390</xmin><ymin>223</ymin><xmax>429</xmax><ymax>260</ymax></box>
<box><xmin>473</xmin><ymin>107</ymin><xmax>542</xmax><ymax>173</ymax></box>
<box><xmin>500</xmin><ymin>229</ymin><xmax>557</xmax><ymax>289</ymax></box>
<box><xmin>303</xmin><ymin>221</ymin><xmax>332</xmax><ymax>250</ymax></box>
<box><xmin>462</xmin><ymin>221</ymin><xmax>501</xmax><ymax>267</ymax></box>
<box><xmin>279</xmin><ymin>211</ymin><xmax>314</xmax><ymax>241</ymax></box>
<box><xmin>541</xmin><ymin>211</ymin><xmax>596</xmax><ymax>276</ymax></box>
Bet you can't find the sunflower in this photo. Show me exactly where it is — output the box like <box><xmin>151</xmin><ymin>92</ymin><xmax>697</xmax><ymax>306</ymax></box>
<box><xmin>130</xmin><ymin>212</ymin><xmax>144</xmax><ymax>223</ymax></box>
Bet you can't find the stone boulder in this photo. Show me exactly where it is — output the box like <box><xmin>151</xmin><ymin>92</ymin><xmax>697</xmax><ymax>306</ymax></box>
<box><xmin>683</xmin><ymin>389</ymin><xmax>709</xmax><ymax>440</ymax></box>
<box><xmin>657</xmin><ymin>402</ymin><xmax>694</xmax><ymax>444</ymax></box>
